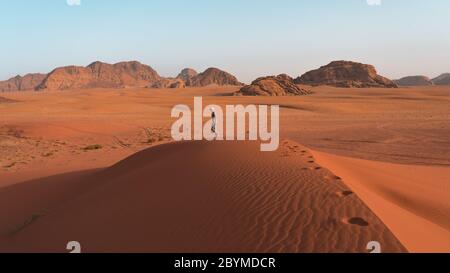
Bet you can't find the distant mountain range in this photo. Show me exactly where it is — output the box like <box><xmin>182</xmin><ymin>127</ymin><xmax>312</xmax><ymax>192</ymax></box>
<box><xmin>2</xmin><ymin>60</ymin><xmax>449</xmax><ymax>92</ymax></box>
<box><xmin>149</xmin><ymin>67</ymin><xmax>243</xmax><ymax>89</ymax></box>
<box><xmin>0</xmin><ymin>61</ymin><xmax>243</xmax><ymax>92</ymax></box>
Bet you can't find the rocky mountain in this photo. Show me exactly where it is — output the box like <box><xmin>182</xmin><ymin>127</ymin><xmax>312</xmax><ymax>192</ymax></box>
<box><xmin>176</xmin><ymin>68</ymin><xmax>198</xmax><ymax>86</ymax></box>
<box><xmin>237</xmin><ymin>74</ymin><xmax>310</xmax><ymax>96</ymax></box>
<box><xmin>0</xmin><ymin>73</ymin><xmax>47</xmax><ymax>92</ymax></box>
<box><xmin>1</xmin><ymin>64</ymin><xmax>244</xmax><ymax>91</ymax></box>
<box><xmin>189</xmin><ymin>67</ymin><xmax>243</xmax><ymax>87</ymax></box>
<box><xmin>431</xmin><ymin>73</ymin><xmax>450</xmax><ymax>85</ymax></box>
<box><xmin>295</xmin><ymin>61</ymin><xmax>397</xmax><ymax>88</ymax></box>
<box><xmin>149</xmin><ymin>67</ymin><xmax>243</xmax><ymax>89</ymax></box>
<box><xmin>394</xmin><ymin>76</ymin><xmax>433</xmax><ymax>86</ymax></box>
<box><xmin>37</xmin><ymin>61</ymin><xmax>161</xmax><ymax>90</ymax></box>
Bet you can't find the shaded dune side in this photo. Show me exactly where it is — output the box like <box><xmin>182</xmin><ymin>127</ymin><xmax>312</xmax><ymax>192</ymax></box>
<box><xmin>312</xmin><ymin>150</ymin><xmax>450</xmax><ymax>253</ymax></box>
<box><xmin>0</xmin><ymin>140</ymin><xmax>406</xmax><ymax>253</ymax></box>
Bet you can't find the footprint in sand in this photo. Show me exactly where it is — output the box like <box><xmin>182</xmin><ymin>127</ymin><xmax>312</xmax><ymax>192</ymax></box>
<box><xmin>336</xmin><ymin>190</ymin><xmax>354</xmax><ymax>197</ymax></box>
<box><xmin>324</xmin><ymin>175</ymin><xmax>342</xmax><ymax>181</ymax></box>
<box><xmin>343</xmin><ymin>217</ymin><xmax>369</xmax><ymax>227</ymax></box>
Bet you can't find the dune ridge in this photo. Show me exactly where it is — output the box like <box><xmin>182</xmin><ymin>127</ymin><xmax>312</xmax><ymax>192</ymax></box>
<box><xmin>0</xmin><ymin>140</ymin><xmax>406</xmax><ymax>253</ymax></box>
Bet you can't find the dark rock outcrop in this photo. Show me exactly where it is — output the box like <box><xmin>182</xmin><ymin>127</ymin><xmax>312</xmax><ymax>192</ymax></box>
<box><xmin>237</xmin><ymin>74</ymin><xmax>310</xmax><ymax>96</ymax></box>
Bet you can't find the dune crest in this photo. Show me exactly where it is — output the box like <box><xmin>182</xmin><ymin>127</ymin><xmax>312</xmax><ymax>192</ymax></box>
<box><xmin>0</xmin><ymin>140</ymin><xmax>405</xmax><ymax>253</ymax></box>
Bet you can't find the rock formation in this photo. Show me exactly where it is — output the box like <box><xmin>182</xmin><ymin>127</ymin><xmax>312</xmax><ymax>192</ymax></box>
<box><xmin>149</xmin><ymin>78</ymin><xmax>186</xmax><ymax>89</ymax></box>
<box><xmin>394</xmin><ymin>76</ymin><xmax>433</xmax><ymax>86</ymax></box>
<box><xmin>176</xmin><ymin>68</ymin><xmax>198</xmax><ymax>86</ymax></box>
<box><xmin>189</xmin><ymin>67</ymin><xmax>243</xmax><ymax>87</ymax></box>
<box><xmin>36</xmin><ymin>61</ymin><xmax>161</xmax><ymax>90</ymax></box>
<box><xmin>295</xmin><ymin>61</ymin><xmax>397</xmax><ymax>88</ymax></box>
<box><xmin>0</xmin><ymin>73</ymin><xmax>46</xmax><ymax>92</ymax></box>
<box><xmin>1</xmin><ymin>64</ymin><xmax>244</xmax><ymax>91</ymax></box>
<box><xmin>237</xmin><ymin>74</ymin><xmax>310</xmax><ymax>96</ymax></box>
<box><xmin>432</xmin><ymin>73</ymin><xmax>450</xmax><ymax>85</ymax></box>
<box><xmin>150</xmin><ymin>67</ymin><xmax>242</xmax><ymax>89</ymax></box>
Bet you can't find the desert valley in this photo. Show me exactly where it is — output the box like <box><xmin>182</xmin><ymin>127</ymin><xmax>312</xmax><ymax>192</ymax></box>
<box><xmin>0</xmin><ymin>60</ymin><xmax>449</xmax><ymax>253</ymax></box>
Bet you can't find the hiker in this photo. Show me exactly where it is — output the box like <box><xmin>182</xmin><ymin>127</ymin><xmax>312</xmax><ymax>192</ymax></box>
<box><xmin>211</xmin><ymin>107</ymin><xmax>217</xmax><ymax>134</ymax></box>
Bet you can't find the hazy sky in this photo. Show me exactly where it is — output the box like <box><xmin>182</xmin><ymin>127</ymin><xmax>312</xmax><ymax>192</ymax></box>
<box><xmin>1</xmin><ymin>0</ymin><xmax>449</xmax><ymax>83</ymax></box>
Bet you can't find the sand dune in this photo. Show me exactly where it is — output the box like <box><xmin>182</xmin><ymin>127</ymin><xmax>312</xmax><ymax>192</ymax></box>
<box><xmin>1</xmin><ymin>86</ymin><xmax>449</xmax><ymax>253</ymax></box>
<box><xmin>0</xmin><ymin>140</ymin><xmax>406</xmax><ymax>253</ymax></box>
<box><xmin>312</xmin><ymin>150</ymin><xmax>450</xmax><ymax>253</ymax></box>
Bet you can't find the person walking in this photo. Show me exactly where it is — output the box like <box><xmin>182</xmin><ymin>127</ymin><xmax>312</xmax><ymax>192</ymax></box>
<box><xmin>211</xmin><ymin>107</ymin><xmax>217</xmax><ymax>135</ymax></box>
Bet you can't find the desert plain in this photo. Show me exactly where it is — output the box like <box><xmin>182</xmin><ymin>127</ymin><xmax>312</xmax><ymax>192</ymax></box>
<box><xmin>0</xmin><ymin>85</ymin><xmax>449</xmax><ymax>253</ymax></box>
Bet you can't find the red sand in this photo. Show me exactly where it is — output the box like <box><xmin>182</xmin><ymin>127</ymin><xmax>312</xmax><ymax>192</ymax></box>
<box><xmin>1</xmin><ymin>86</ymin><xmax>449</xmax><ymax>253</ymax></box>
<box><xmin>0</xmin><ymin>140</ymin><xmax>406</xmax><ymax>253</ymax></box>
<box><xmin>312</xmin><ymin>150</ymin><xmax>450</xmax><ymax>253</ymax></box>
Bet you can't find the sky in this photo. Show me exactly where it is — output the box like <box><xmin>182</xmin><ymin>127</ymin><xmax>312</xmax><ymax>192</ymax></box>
<box><xmin>0</xmin><ymin>0</ymin><xmax>449</xmax><ymax>83</ymax></box>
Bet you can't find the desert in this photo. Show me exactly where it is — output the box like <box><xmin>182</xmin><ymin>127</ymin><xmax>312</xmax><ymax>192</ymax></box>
<box><xmin>0</xmin><ymin>79</ymin><xmax>449</xmax><ymax>252</ymax></box>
